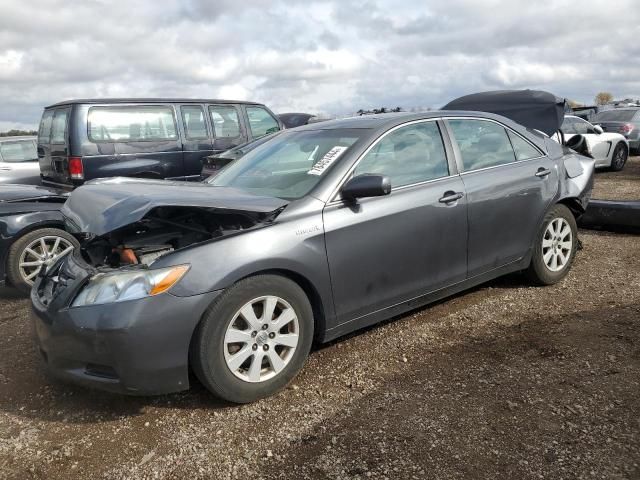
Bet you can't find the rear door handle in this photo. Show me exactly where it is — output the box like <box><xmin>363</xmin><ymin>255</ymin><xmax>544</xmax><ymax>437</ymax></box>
<box><xmin>439</xmin><ymin>191</ymin><xmax>464</xmax><ymax>204</ymax></box>
<box><xmin>535</xmin><ymin>168</ymin><xmax>551</xmax><ymax>178</ymax></box>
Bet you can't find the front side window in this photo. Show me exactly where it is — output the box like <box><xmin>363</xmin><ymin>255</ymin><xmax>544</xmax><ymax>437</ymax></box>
<box><xmin>0</xmin><ymin>140</ymin><xmax>37</xmax><ymax>162</ymax></box>
<box><xmin>38</xmin><ymin>110</ymin><xmax>54</xmax><ymax>144</ymax></box>
<box><xmin>88</xmin><ymin>106</ymin><xmax>178</xmax><ymax>142</ymax></box>
<box><xmin>51</xmin><ymin>109</ymin><xmax>69</xmax><ymax>144</ymax></box>
<box><xmin>209</xmin><ymin>105</ymin><xmax>241</xmax><ymax>138</ymax></box>
<box><xmin>448</xmin><ymin>119</ymin><xmax>516</xmax><ymax>171</ymax></box>
<box><xmin>562</xmin><ymin>117</ymin><xmax>591</xmax><ymax>135</ymax></box>
<box><xmin>181</xmin><ymin>105</ymin><xmax>208</xmax><ymax>139</ymax></box>
<box><xmin>209</xmin><ymin>129</ymin><xmax>363</xmax><ymax>199</ymax></box>
<box><xmin>246</xmin><ymin>106</ymin><xmax>280</xmax><ymax>138</ymax></box>
<box><xmin>354</xmin><ymin>122</ymin><xmax>449</xmax><ymax>188</ymax></box>
<box><xmin>507</xmin><ymin>131</ymin><xmax>542</xmax><ymax>161</ymax></box>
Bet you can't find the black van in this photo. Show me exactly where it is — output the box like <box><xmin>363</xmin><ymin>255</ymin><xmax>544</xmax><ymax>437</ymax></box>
<box><xmin>37</xmin><ymin>99</ymin><xmax>283</xmax><ymax>188</ymax></box>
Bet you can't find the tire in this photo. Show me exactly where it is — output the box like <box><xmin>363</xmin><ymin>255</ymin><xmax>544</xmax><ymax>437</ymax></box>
<box><xmin>609</xmin><ymin>142</ymin><xmax>628</xmax><ymax>172</ymax></box>
<box><xmin>6</xmin><ymin>228</ymin><xmax>80</xmax><ymax>295</ymax></box>
<box><xmin>526</xmin><ymin>204</ymin><xmax>578</xmax><ymax>286</ymax></box>
<box><xmin>191</xmin><ymin>274</ymin><xmax>314</xmax><ymax>403</ymax></box>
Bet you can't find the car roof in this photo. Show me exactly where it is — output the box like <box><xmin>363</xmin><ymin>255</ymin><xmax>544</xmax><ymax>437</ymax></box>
<box><xmin>45</xmin><ymin>98</ymin><xmax>265</xmax><ymax>108</ymax></box>
<box><xmin>0</xmin><ymin>135</ymin><xmax>36</xmax><ymax>141</ymax></box>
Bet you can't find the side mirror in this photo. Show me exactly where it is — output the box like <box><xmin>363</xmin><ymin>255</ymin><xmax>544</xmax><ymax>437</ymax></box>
<box><xmin>341</xmin><ymin>174</ymin><xmax>391</xmax><ymax>201</ymax></box>
<box><xmin>593</xmin><ymin>125</ymin><xmax>604</xmax><ymax>134</ymax></box>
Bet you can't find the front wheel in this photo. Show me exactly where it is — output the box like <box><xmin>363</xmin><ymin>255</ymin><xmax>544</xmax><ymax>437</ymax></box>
<box><xmin>526</xmin><ymin>204</ymin><xmax>578</xmax><ymax>285</ymax></box>
<box><xmin>609</xmin><ymin>143</ymin><xmax>628</xmax><ymax>172</ymax></box>
<box><xmin>191</xmin><ymin>275</ymin><xmax>314</xmax><ymax>403</ymax></box>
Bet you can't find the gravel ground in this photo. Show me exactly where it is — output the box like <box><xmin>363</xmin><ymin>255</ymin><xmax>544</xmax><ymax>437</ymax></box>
<box><xmin>0</xmin><ymin>167</ymin><xmax>638</xmax><ymax>479</ymax></box>
<box><xmin>592</xmin><ymin>155</ymin><xmax>640</xmax><ymax>200</ymax></box>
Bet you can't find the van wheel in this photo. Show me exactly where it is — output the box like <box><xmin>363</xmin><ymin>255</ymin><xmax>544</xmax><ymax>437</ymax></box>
<box><xmin>6</xmin><ymin>228</ymin><xmax>80</xmax><ymax>294</ymax></box>
<box><xmin>526</xmin><ymin>204</ymin><xmax>578</xmax><ymax>286</ymax></box>
<box><xmin>191</xmin><ymin>275</ymin><xmax>313</xmax><ymax>403</ymax></box>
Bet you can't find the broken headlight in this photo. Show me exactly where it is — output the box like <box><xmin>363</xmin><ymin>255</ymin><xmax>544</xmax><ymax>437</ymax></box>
<box><xmin>71</xmin><ymin>265</ymin><xmax>189</xmax><ymax>307</ymax></box>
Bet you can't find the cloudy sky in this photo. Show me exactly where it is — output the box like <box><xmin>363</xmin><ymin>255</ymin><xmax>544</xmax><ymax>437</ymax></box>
<box><xmin>1</xmin><ymin>0</ymin><xmax>640</xmax><ymax>130</ymax></box>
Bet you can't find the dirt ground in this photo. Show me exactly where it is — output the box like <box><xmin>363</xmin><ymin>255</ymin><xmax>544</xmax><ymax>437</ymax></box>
<box><xmin>591</xmin><ymin>155</ymin><xmax>640</xmax><ymax>200</ymax></box>
<box><xmin>0</xmin><ymin>164</ymin><xmax>638</xmax><ymax>479</ymax></box>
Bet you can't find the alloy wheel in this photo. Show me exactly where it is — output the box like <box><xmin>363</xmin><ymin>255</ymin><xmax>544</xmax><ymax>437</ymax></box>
<box><xmin>223</xmin><ymin>296</ymin><xmax>300</xmax><ymax>383</ymax></box>
<box><xmin>18</xmin><ymin>235</ymin><xmax>75</xmax><ymax>285</ymax></box>
<box><xmin>613</xmin><ymin>145</ymin><xmax>626</xmax><ymax>169</ymax></box>
<box><xmin>542</xmin><ymin>218</ymin><xmax>572</xmax><ymax>272</ymax></box>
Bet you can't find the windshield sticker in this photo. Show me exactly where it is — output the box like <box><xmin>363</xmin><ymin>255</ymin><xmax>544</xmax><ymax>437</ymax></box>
<box><xmin>307</xmin><ymin>146</ymin><xmax>348</xmax><ymax>176</ymax></box>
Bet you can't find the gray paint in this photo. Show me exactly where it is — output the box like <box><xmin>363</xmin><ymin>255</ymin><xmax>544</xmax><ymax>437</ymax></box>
<box><xmin>32</xmin><ymin>111</ymin><xmax>595</xmax><ymax>395</ymax></box>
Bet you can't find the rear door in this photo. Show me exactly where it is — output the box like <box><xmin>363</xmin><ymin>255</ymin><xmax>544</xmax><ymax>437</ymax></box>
<box><xmin>37</xmin><ymin>107</ymin><xmax>71</xmax><ymax>186</ymax></box>
<box><xmin>445</xmin><ymin>118</ymin><xmax>557</xmax><ymax>277</ymax></box>
<box><xmin>179</xmin><ymin>104</ymin><xmax>213</xmax><ymax>178</ymax></box>
<box><xmin>37</xmin><ymin>109</ymin><xmax>55</xmax><ymax>182</ymax></box>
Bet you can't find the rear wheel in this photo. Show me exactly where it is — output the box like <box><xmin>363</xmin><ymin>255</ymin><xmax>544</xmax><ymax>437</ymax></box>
<box><xmin>191</xmin><ymin>274</ymin><xmax>313</xmax><ymax>403</ymax></box>
<box><xmin>609</xmin><ymin>143</ymin><xmax>628</xmax><ymax>172</ymax></box>
<box><xmin>526</xmin><ymin>204</ymin><xmax>577</xmax><ymax>285</ymax></box>
<box><xmin>6</xmin><ymin>228</ymin><xmax>79</xmax><ymax>294</ymax></box>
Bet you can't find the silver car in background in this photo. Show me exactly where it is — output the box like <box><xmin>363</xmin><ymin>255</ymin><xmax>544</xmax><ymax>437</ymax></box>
<box><xmin>0</xmin><ymin>136</ymin><xmax>41</xmax><ymax>185</ymax></box>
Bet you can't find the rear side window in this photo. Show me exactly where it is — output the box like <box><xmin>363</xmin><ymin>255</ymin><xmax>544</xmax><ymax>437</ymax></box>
<box><xmin>38</xmin><ymin>110</ymin><xmax>54</xmax><ymax>144</ymax></box>
<box><xmin>247</xmin><ymin>106</ymin><xmax>280</xmax><ymax>138</ymax></box>
<box><xmin>596</xmin><ymin>110</ymin><xmax>637</xmax><ymax>122</ymax></box>
<box><xmin>209</xmin><ymin>105</ymin><xmax>241</xmax><ymax>138</ymax></box>
<box><xmin>354</xmin><ymin>122</ymin><xmax>449</xmax><ymax>188</ymax></box>
<box><xmin>448</xmin><ymin>119</ymin><xmax>516</xmax><ymax>172</ymax></box>
<box><xmin>51</xmin><ymin>109</ymin><xmax>69</xmax><ymax>144</ymax></box>
<box><xmin>88</xmin><ymin>106</ymin><xmax>178</xmax><ymax>142</ymax></box>
<box><xmin>507</xmin><ymin>131</ymin><xmax>542</xmax><ymax>160</ymax></box>
<box><xmin>0</xmin><ymin>140</ymin><xmax>37</xmax><ymax>162</ymax></box>
<box><xmin>181</xmin><ymin>106</ymin><xmax>208</xmax><ymax>139</ymax></box>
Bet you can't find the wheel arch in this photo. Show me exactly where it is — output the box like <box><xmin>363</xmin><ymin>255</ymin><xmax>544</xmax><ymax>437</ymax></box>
<box><xmin>557</xmin><ymin>197</ymin><xmax>587</xmax><ymax>220</ymax></box>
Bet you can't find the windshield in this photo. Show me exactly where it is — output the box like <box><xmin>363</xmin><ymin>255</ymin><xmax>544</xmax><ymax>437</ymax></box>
<box><xmin>0</xmin><ymin>140</ymin><xmax>37</xmax><ymax>162</ymax></box>
<box><xmin>596</xmin><ymin>110</ymin><xmax>637</xmax><ymax>122</ymax></box>
<box><xmin>208</xmin><ymin>129</ymin><xmax>364</xmax><ymax>199</ymax></box>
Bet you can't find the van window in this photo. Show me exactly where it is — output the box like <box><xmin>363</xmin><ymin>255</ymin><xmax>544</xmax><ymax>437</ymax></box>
<box><xmin>247</xmin><ymin>106</ymin><xmax>280</xmax><ymax>138</ymax></box>
<box><xmin>0</xmin><ymin>140</ymin><xmax>37</xmax><ymax>162</ymax></box>
<box><xmin>88</xmin><ymin>106</ymin><xmax>178</xmax><ymax>142</ymax></box>
<box><xmin>181</xmin><ymin>106</ymin><xmax>208</xmax><ymax>139</ymax></box>
<box><xmin>209</xmin><ymin>105</ymin><xmax>241</xmax><ymax>138</ymax></box>
<box><xmin>38</xmin><ymin>110</ymin><xmax>54</xmax><ymax>144</ymax></box>
<box><xmin>51</xmin><ymin>110</ymin><xmax>69</xmax><ymax>144</ymax></box>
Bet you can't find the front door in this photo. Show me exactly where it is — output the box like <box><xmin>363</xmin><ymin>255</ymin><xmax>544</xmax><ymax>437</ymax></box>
<box><xmin>445</xmin><ymin>118</ymin><xmax>557</xmax><ymax>277</ymax></box>
<box><xmin>323</xmin><ymin>120</ymin><xmax>468</xmax><ymax>324</ymax></box>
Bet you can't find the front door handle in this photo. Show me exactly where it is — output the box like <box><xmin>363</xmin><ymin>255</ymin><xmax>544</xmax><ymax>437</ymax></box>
<box><xmin>0</xmin><ymin>166</ymin><xmax>12</xmax><ymax>171</ymax></box>
<box><xmin>535</xmin><ymin>167</ymin><xmax>551</xmax><ymax>178</ymax></box>
<box><xmin>439</xmin><ymin>191</ymin><xmax>464</xmax><ymax>204</ymax></box>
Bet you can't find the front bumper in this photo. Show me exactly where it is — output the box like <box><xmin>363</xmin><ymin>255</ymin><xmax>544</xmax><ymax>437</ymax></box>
<box><xmin>31</xmin><ymin>257</ymin><xmax>222</xmax><ymax>395</ymax></box>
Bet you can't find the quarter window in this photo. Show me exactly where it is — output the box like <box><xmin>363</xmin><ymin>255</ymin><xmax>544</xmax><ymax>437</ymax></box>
<box><xmin>181</xmin><ymin>106</ymin><xmax>208</xmax><ymax>139</ymax></box>
<box><xmin>507</xmin><ymin>131</ymin><xmax>541</xmax><ymax>161</ymax></box>
<box><xmin>448</xmin><ymin>119</ymin><xmax>516</xmax><ymax>171</ymax></box>
<box><xmin>209</xmin><ymin>105</ymin><xmax>241</xmax><ymax>138</ymax></box>
<box><xmin>354</xmin><ymin>122</ymin><xmax>449</xmax><ymax>188</ymax></box>
<box><xmin>88</xmin><ymin>106</ymin><xmax>178</xmax><ymax>142</ymax></box>
<box><xmin>246</xmin><ymin>106</ymin><xmax>280</xmax><ymax>138</ymax></box>
<box><xmin>51</xmin><ymin>109</ymin><xmax>69</xmax><ymax>144</ymax></box>
<box><xmin>38</xmin><ymin>110</ymin><xmax>54</xmax><ymax>144</ymax></box>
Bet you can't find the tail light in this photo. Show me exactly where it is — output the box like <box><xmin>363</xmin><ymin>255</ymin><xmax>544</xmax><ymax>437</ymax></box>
<box><xmin>68</xmin><ymin>156</ymin><xmax>84</xmax><ymax>180</ymax></box>
<box><xmin>619</xmin><ymin>123</ymin><xmax>634</xmax><ymax>135</ymax></box>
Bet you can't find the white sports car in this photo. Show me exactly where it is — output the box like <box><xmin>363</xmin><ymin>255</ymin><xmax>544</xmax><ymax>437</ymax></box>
<box><xmin>560</xmin><ymin>115</ymin><xmax>629</xmax><ymax>171</ymax></box>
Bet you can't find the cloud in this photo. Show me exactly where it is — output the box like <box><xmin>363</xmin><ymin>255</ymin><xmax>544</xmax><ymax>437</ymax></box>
<box><xmin>0</xmin><ymin>0</ymin><xmax>639</xmax><ymax>129</ymax></box>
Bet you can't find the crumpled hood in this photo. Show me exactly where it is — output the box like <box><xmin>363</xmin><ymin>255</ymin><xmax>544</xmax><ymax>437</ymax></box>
<box><xmin>62</xmin><ymin>177</ymin><xmax>289</xmax><ymax>236</ymax></box>
<box><xmin>0</xmin><ymin>184</ymin><xmax>68</xmax><ymax>203</ymax></box>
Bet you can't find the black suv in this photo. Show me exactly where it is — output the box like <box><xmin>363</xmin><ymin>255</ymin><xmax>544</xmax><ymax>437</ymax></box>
<box><xmin>37</xmin><ymin>98</ymin><xmax>283</xmax><ymax>188</ymax></box>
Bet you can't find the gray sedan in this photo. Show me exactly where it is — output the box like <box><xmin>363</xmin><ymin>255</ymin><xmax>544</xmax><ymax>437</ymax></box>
<box><xmin>32</xmin><ymin>111</ymin><xmax>594</xmax><ymax>403</ymax></box>
<box><xmin>0</xmin><ymin>136</ymin><xmax>41</xmax><ymax>185</ymax></box>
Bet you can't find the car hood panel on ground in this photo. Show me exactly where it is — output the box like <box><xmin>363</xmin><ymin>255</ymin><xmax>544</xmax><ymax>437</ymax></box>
<box><xmin>62</xmin><ymin>177</ymin><xmax>289</xmax><ymax>235</ymax></box>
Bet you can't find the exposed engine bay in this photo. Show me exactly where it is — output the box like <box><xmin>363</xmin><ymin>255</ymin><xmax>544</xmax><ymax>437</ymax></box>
<box><xmin>80</xmin><ymin>206</ymin><xmax>272</xmax><ymax>268</ymax></box>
